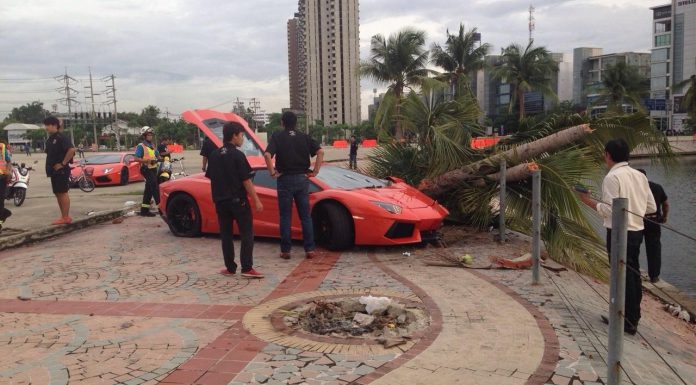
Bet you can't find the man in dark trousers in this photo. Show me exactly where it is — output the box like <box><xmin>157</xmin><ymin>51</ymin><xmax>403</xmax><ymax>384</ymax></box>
<box><xmin>578</xmin><ymin>139</ymin><xmax>656</xmax><ymax>335</ymax></box>
<box><xmin>263</xmin><ymin>111</ymin><xmax>324</xmax><ymax>260</ymax></box>
<box><xmin>44</xmin><ymin>116</ymin><xmax>76</xmax><ymax>225</ymax></box>
<box><xmin>206</xmin><ymin>122</ymin><xmax>264</xmax><ymax>278</ymax></box>
<box><xmin>134</xmin><ymin>126</ymin><xmax>160</xmax><ymax>216</ymax></box>
<box><xmin>349</xmin><ymin>135</ymin><xmax>359</xmax><ymax>170</ymax></box>
<box><xmin>637</xmin><ymin>169</ymin><xmax>669</xmax><ymax>283</ymax></box>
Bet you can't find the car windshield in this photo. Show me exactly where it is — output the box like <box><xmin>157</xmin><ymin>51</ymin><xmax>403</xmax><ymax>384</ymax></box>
<box><xmin>202</xmin><ymin>118</ymin><xmax>263</xmax><ymax>156</ymax></box>
<box><xmin>83</xmin><ymin>155</ymin><xmax>122</xmax><ymax>164</ymax></box>
<box><xmin>316</xmin><ymin>167</ymin><xmax>390</xmax><ymax>190</ymax></box>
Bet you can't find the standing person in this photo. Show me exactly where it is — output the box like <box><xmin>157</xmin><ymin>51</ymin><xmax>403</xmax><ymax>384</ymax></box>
<box><xmin>44</xmin><ymin>116</ymin><xmax>76</xmax><ymax>225</ymax></box>
<box><xmin>0</xmin><ymin>139</ymin><xmax>12</xmax><ymax>232</ymax></box>
<box><xmin>349</xmin><ymin>135</ymin><xmax>359</xmax><ymax>170</ymax></box>
<box><xmin>200</xmin><ymin>136</ymin><xmax>218</xmax><ymax>172</ymax></box>
<box><xmin>206</xmin><ymin>122</ymin><xmax>264</xmax><ymax>278</ymax></box>
<box><xmin>637</xmin><ymin>169</ymin><xmax>669</xmax><ymax>283</ymax></box>
<box><xmin>157</xmin><ymin>137</ymin><xmax>171</xmax><ymax>159</ymax></box>
<box><xmin>134</xmin><ymin>127</ymin><xmax>160</xmax><ymax>217</ymax></box>
<box><xmin>24</xmin><ymin>144</ymin><xmax>31</xmax><ymax>157</ymax></box>
<box><xmin>263</xmin><ymin>111</ymin><xmax>324</xmax><ymax>260</ymax></box>
<box><xmin>578</xmin><ymin>138</ymin><xmax>656</xmax><ymax>335</ymax></box>
<box><xmin>77</xmin><ymin>143</ymin><xmax>85</xmax><ymax>158</ymax></box>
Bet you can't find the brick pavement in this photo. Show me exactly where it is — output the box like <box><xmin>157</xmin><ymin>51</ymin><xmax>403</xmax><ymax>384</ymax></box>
<box><xmin>0</xmin><ymin>217</ymin><xmax>571</xmax><ymax>385</ymax></box>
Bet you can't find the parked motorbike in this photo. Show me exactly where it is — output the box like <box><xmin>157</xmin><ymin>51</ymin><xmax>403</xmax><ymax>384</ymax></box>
<box><xmin>158</xmin><ymin>156</ymin><xmax>187</xmax><ymax>184</ymax></box>
<box><xmin>5</xmin><ymin>162</ymin><xmax>33</xmax><ymax>206</ymax></box>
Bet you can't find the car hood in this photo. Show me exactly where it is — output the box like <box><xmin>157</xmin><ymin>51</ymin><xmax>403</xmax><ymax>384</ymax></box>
<box><xmin>351</xmin><ymin>183</ymin><xmax>436</xmax><ymax>209</ymax></box>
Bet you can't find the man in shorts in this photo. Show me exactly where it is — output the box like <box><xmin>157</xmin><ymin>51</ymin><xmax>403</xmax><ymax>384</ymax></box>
<box><xmin>44</xmin><ymin>116</ymin><xmax>76</xmax><ymax>225</ymax></box>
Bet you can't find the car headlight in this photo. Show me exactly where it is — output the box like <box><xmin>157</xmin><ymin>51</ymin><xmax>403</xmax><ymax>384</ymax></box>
<box><xmin>103</xmin><ymin>168</ymin><xmax>113</xmax><ymax>174</ymax></box>
<box><xmin>370</xmin><ymin>201</ymin><xmax>402</xmax><ymax>214</ymax></box>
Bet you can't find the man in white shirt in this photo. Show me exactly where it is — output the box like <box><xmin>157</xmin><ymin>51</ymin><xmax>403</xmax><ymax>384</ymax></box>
<box><xmin>578</xmin><ymin>138</ymin><xmax>656</xmax><ymax>335</ymax></box>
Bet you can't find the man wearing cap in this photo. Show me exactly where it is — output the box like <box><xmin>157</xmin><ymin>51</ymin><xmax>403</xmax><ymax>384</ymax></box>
<box><xmin>134</xmin><ymin>126</ymin><xmax>161</xmax><ymax>216</ymax></box>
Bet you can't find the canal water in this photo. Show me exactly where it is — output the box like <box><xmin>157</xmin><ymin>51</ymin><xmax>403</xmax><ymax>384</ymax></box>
<box><xmin>630</xmin><ymin>156</ymin><xmax>696</xmax><ymax>297</ymax></box>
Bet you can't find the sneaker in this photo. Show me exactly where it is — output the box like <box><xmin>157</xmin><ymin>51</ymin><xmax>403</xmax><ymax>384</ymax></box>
<box><xmin>52</xmin><ymin>217</ymin><xmax>73</xmax><ymax>225</ymax></box>
<box><xmin>650</xmin><ymin>277</ymin><xmax>660</xmax><ymax>284</ymax></box>
<box><xmin>241</xmin><ymin>269</ymin><xmax>264</xmax><ymax>278</ymax></box>
<box><xmin>305</xmin><ymin>251</ymin><xmax>317</xmax><ymax>259</ymax></box>
<box><xmin>219</xmin><ymin>268</ymin><xmax>236</xmax><ymax>276</ymax></box>
<box><xmin>279</xmin><ymin>252</ymin><xmax>291</xmax><ymax>260</ymax></box>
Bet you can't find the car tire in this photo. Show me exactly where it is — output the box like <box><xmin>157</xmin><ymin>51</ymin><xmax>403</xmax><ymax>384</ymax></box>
<box><xmin>120</xmin><ymin>168</ymin><xmax>129</xmax><ymax>186</ymax></box>
<box><xmin>314</xmin><ymin>203</ymin><xmax>353</xmax><ymax>250</ymax></box>
<box><xmin>166</xmin><ymin>194</ymin><xmax>202</xmax><ymax>237</ymax></box>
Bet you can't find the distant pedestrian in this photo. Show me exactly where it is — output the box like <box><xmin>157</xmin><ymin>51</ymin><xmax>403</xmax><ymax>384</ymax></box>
<box><xmin>637</xmin><ymin>169</ymin><xmax>669</xmax><ymax>283</ymax></box>
<box><xmin>24</xmin><ymin>144</ymin><xmax>31</xmax><ymax>157</ymax></box>
<box><xmin>200</xmin><ymin>136</ymin><xmax>218</xmax><ymax>172</ymax></box>
<box><xmin>0</xmin><ymin>138</ymin><xmax>12</xmax><ymax>232</ymax></box>
<box><xmin>263</xmin><ymin>111</ymin><xmax>324</xmax><ymax>260</ymax></box>
<box><xmin>349</xmin><ymin>135</ymin><xmax>358</xmax><ymax>170</ymax></box>
<box><xmin>206</xmin><ymin>122</ymin><xmax>264</xmax><ymax>278</ymax></box>
<box><xmin>77</xmin><ymin>143</ymin><xmax>85</xmax><ymax>158</ymax></box>
<box><xmin>134</xmin><ymin>126</ymin><xmax>160</xmax><ymax>217</ymax></box>
<box><xmin>44</xmin><ymin>116</ymin><xmax>76</xmax><ymax>225</ymax></box>
<box><xmin>578</xmin><ymin>138</ymin><xmax>656</xmax><ymax>335</ymax></box>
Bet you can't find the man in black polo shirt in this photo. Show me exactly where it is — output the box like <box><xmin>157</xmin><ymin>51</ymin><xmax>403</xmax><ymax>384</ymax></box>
<box><xmin>206</xmin><ymin>122</ymin><xmax>264</xmax><ymax>278</ymax></box>
<box><xmin>44</xmin><ymin>116</ymin><xmax>76</xmax><ymax>225</ymax></box>
<box><xmin>263</xmin><ymin>111</ymin><xmax>324</xmax><ymax>260</ymax></box>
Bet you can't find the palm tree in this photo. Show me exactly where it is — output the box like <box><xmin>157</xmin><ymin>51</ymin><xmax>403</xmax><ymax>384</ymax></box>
<box><xmin>597</xmin><ymin>62</ymin><xmax>650</xmax><ymax>113</ymax></box>
<box><xmin>360</xmin><ymin>28</ymin><xmax>431</xmax><ymax>140</ymax></box>
<box><xmin>431</xmin><ymin>24</ymin><xmax>490</xmax><ymax>97</ymax></box>
<box><xmin>493</xmin><ymin>41</ymin><xmax>559</xmax><ymax>120</ymax></box>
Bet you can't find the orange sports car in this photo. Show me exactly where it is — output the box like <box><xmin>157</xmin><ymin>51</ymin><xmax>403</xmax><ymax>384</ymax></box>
<box><xmin>71</xmin><ymin>153</ymin><xmax>144</xmax><ymax>186</ymax></box>
<box><xmin>158</xmin><ymin>109</ymin><xmax>448</xmax><ymax>250</ymax></box>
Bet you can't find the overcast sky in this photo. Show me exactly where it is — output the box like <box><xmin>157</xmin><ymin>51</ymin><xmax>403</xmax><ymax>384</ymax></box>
<box><xmin>0</xmin><ymin>0</ymin><xmax>668</xmax><ymax>121</ymax></box>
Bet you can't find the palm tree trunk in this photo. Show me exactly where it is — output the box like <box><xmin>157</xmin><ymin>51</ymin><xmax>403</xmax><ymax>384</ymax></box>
<box><xmin>470</xmin><ymin>162</ymin><xmax>539</xmax><ymax>187</ymax></box>
<box><xmin>518</xmin><ymin>88</ymin><xmax>526</xmax><ymax>120</ymax></box>
<box><xmin>419</xmin><ymin>124</ymin><xmax>592</xmax><ymax>198</ymax></box>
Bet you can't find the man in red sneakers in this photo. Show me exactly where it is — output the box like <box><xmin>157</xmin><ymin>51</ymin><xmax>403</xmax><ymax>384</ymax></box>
<box><xmin>205</xmin><ymin>122</ymin><xmax>264</xmax><ymax>279</ymax></box>
<box><xmin>44</xmin><ymin>116</ymin><xmax>75</xmax><ymax>225</ymax></box>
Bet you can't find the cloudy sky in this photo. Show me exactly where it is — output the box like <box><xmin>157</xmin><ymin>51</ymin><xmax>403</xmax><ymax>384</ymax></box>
<box><xmin>0</xmin><ymin>0</ymin><xmax>668</xmax><ymax>121</ymax></box>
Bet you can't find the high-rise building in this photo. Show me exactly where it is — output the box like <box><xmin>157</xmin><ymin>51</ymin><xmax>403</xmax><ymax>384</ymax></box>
<box><xmin>649</xmin><ymin>2</ymin><xmax>696</xmax><ymax>133</ymax></box>
<box><xmin>287</xmin><ymin>15</ymin><xmax>303</xmax><ymax>111</ymax></box>
<box><xmin>573</xmin><ymin>48</ymin><xmax>651</xmax><ymax>108</ymax></box>
<box><xmin>289</xmin><ymin>0</ymin><xmax>361</xmax><ymax>127</ymax></box>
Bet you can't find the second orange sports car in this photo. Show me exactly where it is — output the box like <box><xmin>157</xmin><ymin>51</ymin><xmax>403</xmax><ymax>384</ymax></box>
<box><xmin>71</xmin><ymin>153</ymin><xmax>145</xmax><ymax>186</ymax></box>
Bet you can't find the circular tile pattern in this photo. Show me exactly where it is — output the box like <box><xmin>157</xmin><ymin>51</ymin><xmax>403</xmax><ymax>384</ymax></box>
<box><xmin>243</xmin><ymin>288</ymin><xmax>427</xmax><ymax>358</ymax></box>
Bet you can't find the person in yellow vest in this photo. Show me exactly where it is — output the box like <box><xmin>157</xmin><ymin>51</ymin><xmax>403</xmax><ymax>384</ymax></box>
<box><xmin>134</xmin><ymin>126</ymin><xmax>161</xmax><ymax>217</ymax></box>
<box><xmin>0</xmin><ymin>139</ymin><xmax>12</xmax><ymax>232</ymax></box>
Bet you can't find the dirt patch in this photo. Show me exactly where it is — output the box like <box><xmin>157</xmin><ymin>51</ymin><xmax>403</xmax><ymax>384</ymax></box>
<box><xmin>282</xmin><ymin>297</ymin><xmax>429</xmax><ymax>345</ymax></box>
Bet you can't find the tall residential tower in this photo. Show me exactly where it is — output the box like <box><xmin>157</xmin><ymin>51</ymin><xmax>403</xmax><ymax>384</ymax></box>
<box><xmin>289</xmin><ymin>0</ymin><xmax>361</xmax><ymax>127</ymax></box>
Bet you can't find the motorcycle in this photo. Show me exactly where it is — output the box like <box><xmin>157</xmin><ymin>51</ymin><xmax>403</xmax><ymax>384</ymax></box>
<box><xmin>158</xmin><ymin>156</ymin><xmax>187</xmax><ymax>184</ymax></box>
<box><xmin>5</xmin><ymin>162</ymin><xmax>33</xmax><ymax>207</ymax></box>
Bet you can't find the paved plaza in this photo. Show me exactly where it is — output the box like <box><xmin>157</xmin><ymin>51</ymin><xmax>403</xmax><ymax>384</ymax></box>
<box><xmin>0</xmin><ymin>216</ymin><xmax>694</xmax><ymax>385</ymax></box>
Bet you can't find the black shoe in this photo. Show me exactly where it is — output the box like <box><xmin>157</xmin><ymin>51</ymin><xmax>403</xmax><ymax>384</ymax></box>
<box><xmin>650</xmin><ymin>277</ymin><xmax>660</xmax><ymax>284</ymax></box>
<box><xmin>624</xmin><ymin>324</ymin><xmax>638</xmax><ymax>335</ymax></box>
<box><xmin>140</xmin><ymin>211</ymin><xmax>156</xmax><ymax>217</ymax></box>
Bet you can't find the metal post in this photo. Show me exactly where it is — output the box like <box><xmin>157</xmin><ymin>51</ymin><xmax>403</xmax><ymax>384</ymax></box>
<box><xmin>499</xmin><ymin>159</ymin><xmax>507</xmax><ymax>243</ymax></box>
<box><xmin>607</xmin><ymin>198</ymin><xmax>628</xmax><ymax>385</ymax></box>
<box><xmin>532</xmin><ymin>170</ymin><xmax>541</xmax><ymax>284</ymax></box>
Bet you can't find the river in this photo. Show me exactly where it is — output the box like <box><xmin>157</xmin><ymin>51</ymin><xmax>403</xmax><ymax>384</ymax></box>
<box><xmin>630</xmin><ymin>156</ymin><xmax>696</xmax><ymax>297</ymax></box>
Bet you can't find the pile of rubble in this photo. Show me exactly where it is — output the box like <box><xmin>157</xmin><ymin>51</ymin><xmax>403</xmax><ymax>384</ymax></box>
<box><xmin>283</xmin><ymin>296</ymin><xmax>428</xmax><ymax>347</ymax></box>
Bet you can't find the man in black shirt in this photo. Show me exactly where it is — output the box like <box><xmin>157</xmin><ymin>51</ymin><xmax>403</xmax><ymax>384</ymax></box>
<box><xmin>637</xmin><ymin>169</ymin><xmax>669</xmax><ymax>283</ymax></box>
<box><xmin>44</xmin><ymin>116</ymin><xmax>76</xmax><ymax>225</ymax></box>
<box><xmin>206</xmin><ymin>122</ymin><xmax>264</xmax><ymax>278</ymax></box>
<box><xmin>349</xmin><ymin>135</ymin><xmax>359</xmax><ymax>170</ymax></box>
<box><xmin>157</xmin><ymin>137</ymin><xmax>171</xmax><ymax>159</ymax></box>
<box><xmin>263</xmin><ymin>111</ymin><xmax>324</xmax><ymax>260</ymax></box>
<box><xmin>200</xmin><ymin>137</ymin><xmax>218</xmax><ymax>172</ymax></box>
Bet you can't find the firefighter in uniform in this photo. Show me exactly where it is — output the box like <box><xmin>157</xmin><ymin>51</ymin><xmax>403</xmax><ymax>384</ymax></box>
<box><xmin>134</xmin><ymin>127</ymin><xmax>161</xmax><ymax>216</ymax></box>
<box><xmin>0</xmin><ymin>140</ymin><xmax>12</xmax><ymax>231</ymax></box>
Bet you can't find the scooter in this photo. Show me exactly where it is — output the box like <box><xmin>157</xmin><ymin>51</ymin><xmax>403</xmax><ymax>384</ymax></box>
<box><xmin>5</xmin><ymin>162</ymin><xmax>33</xmax><ymax>207</ymax></box>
